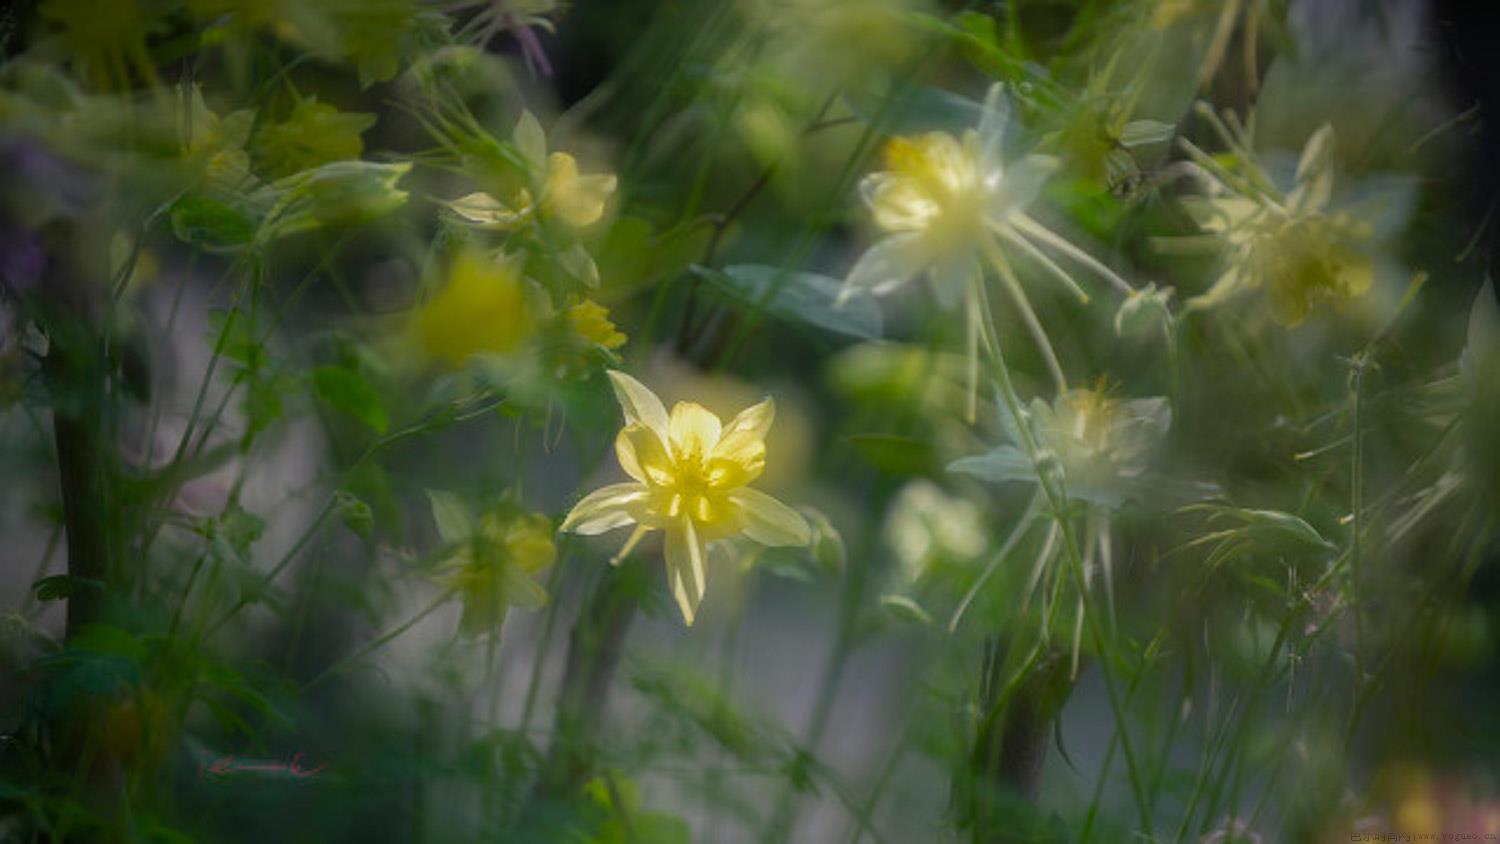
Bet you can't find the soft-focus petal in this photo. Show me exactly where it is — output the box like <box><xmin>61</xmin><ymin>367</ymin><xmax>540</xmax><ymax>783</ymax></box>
<box><xmin>841</xmin><ymin>233</ymin><xmax>930</xmax><ymax>302</ymax></box>
<box><xmin>615</xmin><ymin>422</ymin><xmax>673</xmax><ymax>485</ymax></box>
<box><xmin>606</xmin><ymin>370</ymin><xmax>670</xmax><ymax>439</ymax></box>
<box><xmin>928</xmin><ymin>250</ymin><xmax>976</xmax><ymax>311</ymax></box>
<box><xmin>668</xmin><ymin>402</ymin><xmax>723</xmax><ymax>460</ymax></box>
<box><xmin>665</xmin><ymin>519</ymin><xmax>707</xmax><ymax>625</ymax></box>
<box><xmin>560</xmin><ymin>482</ymin><xmax>649</xmax><ymax>534</ymax></box>
<box><xmin>863</xmin><ymin>173</ymin><xmax>940</xmax><ymax>232</ymax></box>
<box><xmin>729</xmin><ymin>487</ymin><xmax>811</xmax><ymax>547</ymax></box>
<box><xmin>976</xmin><ymin>82</ymin><xmax>1011</xmax><ymax>174</ymax></box>
<box><xmin>988</xmin><ymin>154</ymin><xmax>1057</xmax><ymax>221</ymax></box>
<box><xmin>544</xmin><ymin>152</ymin><xmax>616</xmax><ymax>228</ymax></box>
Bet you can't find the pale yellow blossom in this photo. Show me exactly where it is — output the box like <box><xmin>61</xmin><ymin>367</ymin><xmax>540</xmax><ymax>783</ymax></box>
<box><xmin>561</xmin><ymin>372</ymin><xmax>810</xmax><ymax>625</ymax></box>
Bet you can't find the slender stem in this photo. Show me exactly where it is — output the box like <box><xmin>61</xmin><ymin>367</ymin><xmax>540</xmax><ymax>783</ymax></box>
<box><xmin>1346</xmin><ymin>354</ymin><xmax>1367</xmax><ymax>732</ymax></box>
<box><xmin>980</xmin><ymin>307</ymin><xmax>1154</xmax><ymax>836</ymax></box>
<box><xmin>986</xmin><ymin>240</ymin><xmax>1068</xmax><ymax>395</ymax></box>
<box><xmin>301</xmin><ymin>588</ymin><xmax>457</xmax><ymax>693</ymax></box>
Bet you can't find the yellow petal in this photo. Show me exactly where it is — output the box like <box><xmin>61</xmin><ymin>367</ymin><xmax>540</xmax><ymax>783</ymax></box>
<box><xmin>729</xmin><ymin>487</ymin><xmax>811</xmax><ymax>547</ymax></box>
<box><xmin>543</xmin><ymin>152</ymin><xmax>617</xmax><ymax>228</ymax></box>
<box><xmin>664</xmin><ymin>518</ymin><xmax>707</xmax><ymax>625</ymax></box>
<box><xmin>713</xmin><ymin>397</ymin><xmax>774</xmax><ymax>462</ymax></box>
<box><xmin>615</xmin><ymin>422</ymin><xmax>673</xmax><ymax>485</ymax></box>
<box><xmin>560</xmin><ymin>482</ymin><xmax>649</xmax><ymax>535</ymax></box>
<box><xmin>668</xmin><ymin>402</ymin><xmax>722</xmax><ymax>461</ymax></box>
<box><xmin>606</xmin><ymin>370</ymin><xmax>670</xmax><ymax>439</ymax></box>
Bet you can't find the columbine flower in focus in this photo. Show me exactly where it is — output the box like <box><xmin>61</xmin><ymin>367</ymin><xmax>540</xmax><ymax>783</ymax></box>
<box><xmin>560</xmin><ymin>371</ymin><xmax>811</xmax><ymax>625</ymax></box>
<box><xmin>413</xmin><ymin>248</ymin><xmax>540</xmax><ymax>367</ymax></box>
<box><xmin>446</xmin><ymin>110</ymin><xmax>617</xmax><ymax>232</ymax></box>
<box><xmin>428</xmin><ymin>493</ymin><xmax>556</xmax><ymax>637</ymax></box>
<box><xmin>1179</xmin><ymin>121</ymin><xmax>1376</xmax><ymax>326</ymax></box>
<box><xmin>842</xmin><ymin>83</ymin><xmax>1134</xmax><ymax>417</ymax></box>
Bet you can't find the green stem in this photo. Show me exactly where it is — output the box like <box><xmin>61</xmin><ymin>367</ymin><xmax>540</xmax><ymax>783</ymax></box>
<box><xmin>980</xmin><ymin>311</ymin><xmax>1155</xmax><ymax>836</ymax></box>
<box><xmin>301</xmin><ymin>587</ymin><xmax>457</xmax><ymax>693</ymax></box>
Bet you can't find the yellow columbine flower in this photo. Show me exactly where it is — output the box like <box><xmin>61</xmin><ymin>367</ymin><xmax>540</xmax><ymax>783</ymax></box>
<box><xmin>431</xmin><ymin>501</ymin><xmax>556</xmax><ymax>637</ymax></box>
<box><xmin>446</xmin><ymin>111</ymin><xmax>617</xmax><ymax>231</ymax></box>
<box><xmin>414</xmin><ymin>249</ymin><xmax>538</xmax><ymax>367</ymax></box>
<box><xmin>843</xmin><ymin>84</ymin><xmax>1133</xmax><ymax>417</ymax></box>
<box><xmin>566</xmin><ymin>298</ymin><xmax>627</xmax><ymax>350</ymax></box>
<box><xmin>560</xmin><ymin>371</ymin><xmax>811</xmax><ymax>625</ymax></box>
<box><xmin>1184</xmin><ymin>124</ymin><xmax>1375</xmax><ymax>326</ymax></box>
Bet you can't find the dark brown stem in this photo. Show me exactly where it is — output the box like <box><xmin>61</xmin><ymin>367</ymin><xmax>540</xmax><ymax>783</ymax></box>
<box><xmin>965</xmin><ymin>642</ymin><xmax>1076</xmax><ymax>844</ymax></box>
<box><xmin>514</xmin><ymin>560</ymin><xmax>640</xmax><ymax>831</ymax></box>
<box><xmin>38</xmin><ymin>228</ymin><xmax>112</xmax><ymax>639</ymax></box>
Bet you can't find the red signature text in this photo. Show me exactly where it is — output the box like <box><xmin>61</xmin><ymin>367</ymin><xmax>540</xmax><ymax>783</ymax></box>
<box><xmin>198</xmin><ymin>751</ymin><xmax>326</xmax><ymax>780</ymax></box>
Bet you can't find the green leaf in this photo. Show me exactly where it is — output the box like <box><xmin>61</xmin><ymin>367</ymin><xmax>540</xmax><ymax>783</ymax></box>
<box><xmin>32</xmin><ymin>574</ymin><xmax>105</xmax><ymax>602</ymax></box>
<box><xmin>169</xmin><ymin>195</ymin><xmax>257</xmax><ymax>251</ymax></box>
<box><xmin>312</xmin><ymin>366</ymin><xmax>388</xmax><ymax>433</ymax></box>
<box><xmin>1241</xmin><ymin>509</ymin><xmax>1333</xmax><ymax>549</ymax></box>
<box><xmin>335</xmin><ymin>490</ymin><xmax>374</xmax><ymax>539</ymax></box>
<box><xmin>217</xmin><ymin>505</ymin><xmax>266</xmax><ymax>558</ymax></box>
<box><xmin>879</xmin><ymin>594</ymin><xmax>934</xmax><ymax>626</ymax></box>
<box><xmin>803</xmin><ymin>509</ymin><xmax>846</xmax><ymax>576</ymax></box>
<box><xmin>695</xmin><ymin>264</ymin><xmax>882</xmax><ymax>340</ymax></box>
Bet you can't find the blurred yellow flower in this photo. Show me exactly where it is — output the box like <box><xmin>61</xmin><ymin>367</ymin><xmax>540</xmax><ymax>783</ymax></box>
<box><xmin>254</xmin><ymin>96</ymin><xmax>375</xmax><ymax>178</ymax></box>
<box><xmin>566</xmin><ymin>298</ymin><xmax>627</xmax><ymax>350</ymax></box>
<box><xmin>429</xmin><ymin>493</ymin><xmax>555</xmax><ymax>637</ymax></box>
<box><xmin>447</xmin><ymin>111</ymin><xmax>617</xmax><ymax>231</ymax></box>
<box><xmin>1185</xmin><ymin>124</ymin><xmax>1374</xmax><ymax>326</ymax></box>
<box><xmin>414</xmin><ymin>249</ymin><xmax>538</xmax><ymax>367</ymax></box>
<box><xmin>179</xmin><ymin>84</ymin><xmax>255</xmax><ymax>191</ymax></box>
<box><xmin>844</xmin><ymin>84</ymin><xmax>1133</xmax><ymax>417</ymax></box>
<box><xmin>561</xmin><ymin>371</ymin><xmax>810</xmax><ymax>625</ymax></box>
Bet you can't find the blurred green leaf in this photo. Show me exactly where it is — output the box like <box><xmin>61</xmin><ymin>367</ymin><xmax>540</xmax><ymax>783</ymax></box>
<box><xmin>312</xmin><ymin>366</ymin><xmax>388</xmax><ymax>433</ymax></box>
<box><xmin>31</xmin><ymin>574</ymin><xmax>105</xmax><ymax>602</ymax></box>
<box><xmin>694</xmin><ymin>264</ymin><xmax>882</xmax><ymax>339</ymax></box>
<box><xmin>879</xmin><ymin>594</ymin><xmax>934</xmax><ymax>626</ymax></box>
<box><xmin>335</xmin><ymin>490</ymin><xmax>374</xmax><ymax>539</ymax></box>
<box><xmin>169</xmin><ymin>195</ymin><xmax>257</xmax><ymax>251</ymax></box>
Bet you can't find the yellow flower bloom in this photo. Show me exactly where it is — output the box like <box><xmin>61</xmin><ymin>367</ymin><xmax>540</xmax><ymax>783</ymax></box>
<box><xmin>1185</xmin><ymin>124</ymin><xmax>1376</xmax><ymax>326</ymax></box>
<box><xmin>566</xmin><ymin>298</ymin><xmax>627</xmax><ymax>350</ymax></box>
<box><xmin>414</xmin><ymin>249</ymin><xmax>538</xmax><ymax>367</ymax></box>
<box><xmin>844</xmin><ymin>84</ymin><xmax>1134</xmax><ymax>418</ymax></box>
<box><xmin>446</xmin><ymin>111</ymin><xmax>617</xmax><ymax>231</ymax></box>
<box><xmin>254</xmin><ymin>95</ymin><xmax>375</xmax><ymax>178</ymax></box>
<box><xmin>429</xmin><ymin>493</ymin><xmax>555</xmax><ymax>637</ymax></box>
<box><xmin>561</xmin><ymin>371</ymin><xmax>811</xmax><ymax>625</ymax></box>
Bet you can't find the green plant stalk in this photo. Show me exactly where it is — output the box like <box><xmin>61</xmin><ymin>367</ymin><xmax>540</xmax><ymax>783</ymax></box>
<box><xmin>515</xmin><ymin>558</ymin><xmax>640</xmax><ymax>831</ymax></box>
<box><xmin>980</xmin><ymin>309</ymin><xmax>1155</xmax><ymax>836</ymax></box>
<box><xmin>301</xmin><ymin>587</ymin><xmax>458</xmax><ymax>693</ymax></box>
